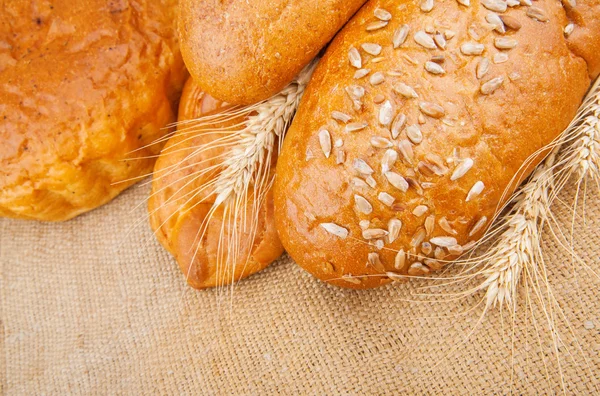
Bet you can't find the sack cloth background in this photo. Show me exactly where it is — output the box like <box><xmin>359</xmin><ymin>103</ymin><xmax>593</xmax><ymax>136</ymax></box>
<box><xmin>1</xmin><ymin>180</ymin><xmax>599</xmax><ymax>394</ymax></box>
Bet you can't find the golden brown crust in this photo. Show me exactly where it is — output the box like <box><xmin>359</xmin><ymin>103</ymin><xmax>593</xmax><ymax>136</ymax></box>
<box><xmin>275</xmin><ymin>0</ymin><xmax>596</xmax><ymax>289</ymax></box>
<box><xmin>0</xmin><ymin>0</ymin><xmax>187</xmax><ymax>221</ymax></box>
<box><xmin>149</xmin><ymin>78</ymin><xmax>283</xmax><ymax>289</ymax></box>
<box><xmin>565</xmin><ymin>0</ymin><xmax>600</xmax><ymax>78</ymax></box>
<box><xmin>178</xmin><ymin>0</ymin><xmax>367</xmax><ymax>105</ymax></box>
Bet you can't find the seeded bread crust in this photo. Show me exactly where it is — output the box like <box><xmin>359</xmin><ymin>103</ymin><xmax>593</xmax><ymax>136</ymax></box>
<box><xmin>178</xmin><ymin>0</ymin><xmax>367</xmax><ymax>105</ymax></box>
<box><xmin>275</xmin><ymin>0</ymin><xmax>599</xmax><ymax>289</ymax></box>
<box><xmin>0</xmin><ymin>0</ymin><xmax>187</xmax><ymax>221</ymax></box>
<box><xmin>149</xmin><ymin>79</ymin><xmax>284</xmax><ymax>289</ymax></box>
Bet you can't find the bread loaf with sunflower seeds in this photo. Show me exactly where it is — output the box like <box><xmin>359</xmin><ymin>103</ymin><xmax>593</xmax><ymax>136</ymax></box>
<box><xmin>275</xmin><ymin>0</ymin><xmax>599</xmax><ymax>289</ymax></box>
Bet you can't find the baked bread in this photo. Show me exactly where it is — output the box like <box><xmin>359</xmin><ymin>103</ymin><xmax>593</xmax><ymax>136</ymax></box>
<box><xmin>178</xmin><ymin>0</ymin><xmax>367</xmax><ymax>105</ymax></box>
<box><xmin>0</xmin><ymin>0</ymin><xmax>187</xmax><ymax>221</ymax></box>
<box><xmin>275</xmin><ymin>0</ymin><xmax>599</xmax><ymax>289</ymax></box>
<box><xmin>149</xmin><ymin>78</ymin><xmax>284</xmax><ymax>289</ymax></box>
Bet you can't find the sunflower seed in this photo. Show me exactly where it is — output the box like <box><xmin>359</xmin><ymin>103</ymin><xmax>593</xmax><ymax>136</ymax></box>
<box><xmin>451</xmin><ymin>158</ymin><xmax>474</xmax><ymax>180</ymax></box>
<box><xmin>408</xmin><ymin>262</ymin><xmax>430</xmax><ymax>276</ymax></box>
<box><xmin>393</xmin><ymin>25</ymin><xmax>410</xmax><ymax>48</ymax></box>
<box><xmin>320</xmin><ymin>223</ymin><xmax>348</xmax><ymax>239</ymax></box>
<box><xmin>486</xmin><ymin>13</ymin><xmax>506</xmax><ymax>34</ymax></box>
<box><xmin>354</xmin><ymin>195</ymin><xmax>373</xmax><ymax>214</ymax></box>
<box><xmin>466</xmin><ymin>181</ymin><xmax>485</xmax><ymax>201</ymax></box>
<box><xmin>373</xmin><ymin>94</ymin><xmax>385</xmax><ymax>104</ymax></box>
<box><xmin>332</xmin><ymin>111</ymin><xmax>352</xmax><ymax>123</ymax></box>
<box><xmin>425</xmin><ymin>61</ymin><xmax>445</xmax><ymax>75</ymax></box>
<box><xmin>527</xmin><ymin>6</ymin><xmax>549</xmax><ymax>22</ymax></box>
<box><xmin>318</xmin><ymin>129</ymin><xmax>331</xmax><ymax>158</ymax></box>
<box><xmin>381</xmin><ymin>149</ymin><xmax>398</xmax><ymax>174</ymax></box>
<box><xmin>354</xmin><ymin>68</ymin><xmax>370</xmax><ymax>79</ymax></box>
<box><xmin>412</xmin><ymin>205</ymin><xmax>429</xmax><ymax>217</ymax></box>
<box><xmin>378</xmin><ymin>192</ymin><xmax>395</xmax><ymax>206</ymax></box>
<box><xmin>374</xmin><ymin>8</ymin><xmax>392</xmax><ymax>21</ymax></box>
<box><xmin>418</xmin><ymin>160</ymin><xmax>447</xmax><ymax>176</ymax></box>
<box><xmin>359</xmin><ymin>220</ymin><xmax>370</xmax><ymax>230</ymax></box>
<box><xmin>421</xmin><ymin>242</ymin><xmax>433</xmax><ymax>255</ymax></box>
<box><xmin>495</xmin><ymin>37</ymin><xmax>518</xmax><ymax>49</ymax></box>
<box><xmin>363</xmin><ymin>228</ymin><xmax>389</xmax><ymax>241</ymax></box>
<box><xmin>353</xmin><ymin>158</ymin><xmax>374</xmax><ymax>175</ymax></box>
<box><xmin>349</xmin><ymin>46</ymin><xmax>362</xmax><ymax>68</ymax></box>
<box><xmin>410</xmin><ymin>227</ymin><xmax>427</xmax><ymax>247</ymax></box>
<box><xmin>447</xmin><ymin>245</ymin><xmax>464</xmax><ymax>255</ymax></box>
<box><xmin>306</xmin><ymin>148</ymin><xmax>314</xmax><ymax>161</ymax></box>
<box><xmin>345</xmin><ymin>85</ymin><xmax>365</xmax><ymax>99</ymax></box>
<box><xmin>563</xmin><ymin>0</ymin><xmax>576</xmax><ymax>8</ymax></box>
<box><xmin>434</xmin><ymin>247</ymin><xmax>446</xmax><ymax>259</ymax></box>
<box><xmin>425</xmin><ymin>215</ymin><xmax>435</xmax><ymax>236</ymax></box>
<box><xmin>362</xmin><ymin>43</ymin><xmax>382</xmax><ymax>56</ymax></box>
<box><xmin>434</xmin><ymin>33</ymin><xmax>447</xmax><ymax>49</ymax></box>
<box><xmin>342</xmin><ymin>275</ymin><xmax>362</xmax><ymax>284</ymax></box>
<box><xmin>461</xmin><ymin>42</ymin><xmax>485</xmax><ymax>56</ymax></box>
<box><xmin>387</xmin><ymin>219</ymin><xmax>402</xmax><ymax>243</ymax></box>
<box><xmin>351</xmin><ymin>177</ymin><xmax>370</xmax><ymax>190</ymax></box>
<box><xmin>336</xmin><ymin>150</ymin><xmax>346</xmax><ymax>164</ymax></box>
<box><xmin>370</xmin><ymin>72</ymin><xmax>385</xmax><ymax>85</ymax></box>
<box><xmin>507</xmin><ymin>0</ymin><xmax>519</xmax><ymax>6</ymax></box>
<box><xmin>406</xmin><ymin>125</ymin><xmax>423</xmax><ymax>144</ymax></box>
<box><xmin>414</xmin><ymin>31</ymin><xmax>437</xmax><ymax>49</ymax></box>
<box><xmin>481</xmin><ymin>76</ymin><xmax>504</xmax><ymax>95</ymax></box>
<box><xmin>430</xmin><ymin>236</ymin><xmax>458</xmax><ymax>247</ymax></box>
<box><xmin>421</xmin><ymin>0</ymin><xmax>434</xmax><ymax>12</ymax></box>
<box><xmin>366</xmin><ymin>176</ymin><xmax>377</xmax><ymax>188</ymax></box>
<box><xmin>398</xmin><ymin>139</ymin><xmax>414</xmax><ymax>163</ymax></box>
<box><xmin>394</xmin><ymin>249</ymin><xmax>406</xmax><ymax>270</ymax></box>
<box><xmin>493</xmin><ymin>53</ymin><xmax>509</xmax><ymax>64</ymax></box>
<box><xmin>456</xmin><ymin>0</ymin><xmax>470</xmax><ymax>6</ymax></box>
<box><xmin>334</xmin><ymin>137</ymin><xmax>342</xmax><ymax>147</ymax></box>
<box><xmin>469</xmin><ymin>216</ymin><xmax>488</xmax><ymax>236</ymax></box>
<box><xmin>500</xmin><ymin>15</ymin><xmax>522</xmax><ymax>30</ymax></box>
<box><xmin>481</xmin><ymin>0</ymin><xmax>507</xmax><ymax>12</ymax></box>
<box><xmin>431</xmin><ymin>55</ymin><xmax>445</xmax><ymax>63</ymax></box>
<box><xmin>445</xmin><ymin>29</ymin><xmax>456</xmax><ymax>39</ymax></box>
<box><xmin>419</xmin><ymin>101</ymin><xmax>445</xmax><ymax>118</ymax></box>
<box><xmin>476</xmin><ymin>57</ymin><xmax>490</xmax><ymax>79</ymax></box>
<box><xmin>367</xmin><ymin>252</ymin><xmax>385</xmax><ymax>270</ymax></box>
<box><xmin>379</xmin><ymin>100</ymin><xmax>394</xmax><ymax>126</ymax></box>
<box><xmin>564</xmin><ymin>23</ymin><xmax>575</xmax><ymax>37</ymax></box>
<box><xmin>370</xmin><ymin>136</ymin><xmax>393</xmax><ymax>149</ymax></box>
<box><xmin>385</xmin><ymin>172</ymin><xmax>409</xmax><ymax>192</ymax></box>
<box><xmin>346</xmin><ymin>122</ymin><xmax>369</xmax><ymax>132</ymax></box>
<box><xmin>424</xmin><ymin>258</ymin><xmax>442</xmax><ymax>270</ymax></box>
<box><xmin>394</xmin><ymin>82</ymin><xmax>419</xmax><ymax>98</ymax></box>
<box><xmin>367</xmin><ymin>20</ymin><xmax>389</xmax><ymax>31</ymax></box>
<box><xmin>438</xmin><ymin>217</ymin><xmax>457</xmax><ymax>235</ymax></box>
<box><xmin>391</xmin><ymin>114</ymin><xmax>407</xmax><ymax>139</ymax></box>
<box><xmin>520</xmin><ymin>0</ymin><xmax>532</xmax><ymax>6</ymax></box>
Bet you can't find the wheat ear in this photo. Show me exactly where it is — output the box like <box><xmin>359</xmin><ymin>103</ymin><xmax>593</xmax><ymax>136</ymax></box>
<box><xmin>148</xmin><ymin>60</ymin><xmax>318</xmax><ymax>291</ymax></box>
<box><xmin>451</xmin><ymin>78</ymin><xmax>600</xmax><ymax>310</ymax></box>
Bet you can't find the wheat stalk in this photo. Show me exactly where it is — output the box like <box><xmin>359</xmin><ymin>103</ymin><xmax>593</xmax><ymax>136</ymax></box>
<box><xmin>457</xmin><ymin>78</ymin><xmax>600</xmax><ymax>311</ymax></box>
<box><xmin>148</xmin><ymin>60</ymin><xmax>318</xmax><ymax>289</ymax></box>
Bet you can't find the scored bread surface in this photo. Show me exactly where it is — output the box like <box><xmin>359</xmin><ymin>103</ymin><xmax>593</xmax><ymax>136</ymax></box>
<box><xmin>0</xmin><ymin>0</ymin><xmax>186</xmax><ymax>221</ymax></box>
<box><xmin>275</xmin><ymin>0</ymin><xmax>600</xmax><ymax>289</ymax></box>
<box><xmin>178</xmin><ymin>0</ymin><xmax>367</xmax><ymax>105</ymax></box>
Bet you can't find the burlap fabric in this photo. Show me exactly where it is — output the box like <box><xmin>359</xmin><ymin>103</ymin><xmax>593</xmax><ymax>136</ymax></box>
<box><xmin>1</xmin><ymin>180</ymin><xmax>599</xmax><ymax>394</ymax></box>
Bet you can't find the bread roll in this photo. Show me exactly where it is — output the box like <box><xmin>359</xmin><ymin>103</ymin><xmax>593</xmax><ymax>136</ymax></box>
<box><xmin>0</xmin><ymin>0</ymin><xmax>186</xmax><ymax>221</ymax></box>
<box><xmin>149</xmin><ymin>78</ymin><xmax>283</xmax><ymax>289</ymax></box>
<box><xmin>275</xmin><ymin>0</ymin><xmax>599</xmax><ymax>289</ymax></box>
<box><xmin>178</xmin><ymin>0</ymin><xmax>366</xmax><ymax>105</ymax></box>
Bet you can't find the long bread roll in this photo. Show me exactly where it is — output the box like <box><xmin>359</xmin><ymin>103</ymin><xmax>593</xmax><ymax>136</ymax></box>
<box><xmin>178</xmin><ymin>0</ymin><xmax>366</xmax><ymax>105</ymax></box>
<box><xmin>149</xmin><ymin>79</ymin><xmax>283</xmax><ymax>289</ymax></box>
<box><xmin>275</xmin><ymin>0</ymin><xmax>600</xmax><ymax>289</ymax></box>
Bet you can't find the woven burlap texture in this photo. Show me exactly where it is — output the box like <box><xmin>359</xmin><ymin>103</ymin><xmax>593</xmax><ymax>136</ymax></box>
<box><xmin>1</xmin><ymin>181</ymin><xmax>599</xmax><ymax>394</ymax></box>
